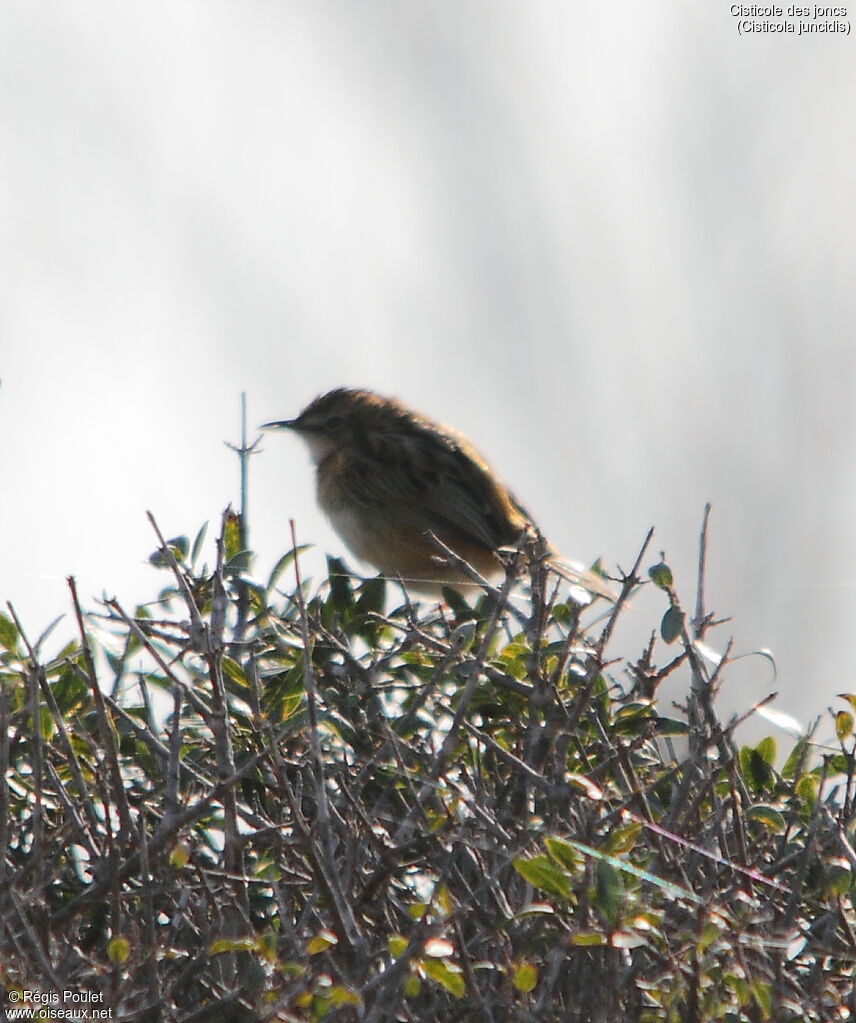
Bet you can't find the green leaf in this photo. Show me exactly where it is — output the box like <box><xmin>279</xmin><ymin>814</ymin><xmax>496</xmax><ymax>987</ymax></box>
<box><xmin>329</xmin><ymin>986</ymin><xmax>361</xmax><ymax>1007</ymax></box>
<box><xmin>660</xmin><ymin>606</ymin><xmax>683</xmax><ymax>644</ymax></box>
<box><xmin>355</xmin><ymin>576</ymin><xmax>386</xmax><ymax>615</ymax></box>
<box><xmin>781</xmin><ymin>738</ymin><xmax>808</xmax><ymax>780</ymax></box>
<box><xmin>306</xmin><ymin>930</ymin><xmax>338</xmax><ymax>954</ymax></box>
<box><xmin>403</xmin><ymin>975</ymin><xmax>421</xmax><ymax>998</ymax></box>
<box><xmin>745</xmin><ymin>804</ymin><xmax>786</xmax><ymax>833</ymax></box>
<box><xmin>824</xmin><ymin>862</ymin><xmax>854</xmax><ymax>896</ymax></box>
<box><xmin>170</xmin><ymin>844</ymin><xmax>190</xmax><ymax>868</ymax></box>
<box><xmin>420</xmin><ymin>958</ymin><xmax>465</xmax><ymax>998</ymax></box>
<box><xmin>738</xmin><ymin>746</ymin><xmax>774</xmax><ymax>792</ymax></box>
<box><xmin>513</xmin><ymin>854</ymin><xmax>573</xmax><ymax>901</ymax></box>
<box><xmin>600</xmin><ymin>822</ymin><xmax>643</xmax><ymax>857</ymax></box>
<box><xmin>450</xmin><ymin>621</ymin><xmax>477</xmax><ymax>653</ymax></box>
<box><xmin>107</xmin><ymin>937</ymin><xmax>130</xmax><ymax>963</ymax></box>
<box><xmin>756</xmin><ymin>735</ymin><xmax>776</xmax><ymax>765</ymax></box>
<box><xmin>149</xmin><ymin>537</ymin><xmax>188</xmax><ymax>568</ymax></box>
<box><xmin>594</xmin><ymin>860</ymin><xmax>624</xmax><ymax>928</ymax></box>
<box><xmin>224</xmin><ymin>549</ymin><xmax>253</xmax><ymax>576</ymax></box>
<box><xmin>796</xmin><ymin>774</ymin><xmax>818</xmax><ymax>807</ymax></box>
<box><xmin>221</xmin><ymin>656</ymin><xmax>249</xmax><ymax>688</ymax></box>
<box><xmin>552</xmin><ymin>602</ymin><xmax>570</xmax><ymax>626</ymax></box>
<box><xmin>512</xmin><ymin>904</ymin><xmax>556</xmax><ymax>920</ymax></box>
<box><xmin>327</xmin><ymin>557</ymin><xmax>354</xmax><ymax>610</ymax></box>
<box><xmin>653</xmin><ymin>716</ymin><xmax>689</xmax><ymax>736</ymax></box>
<box><xmin>190</xmin><ymin>521</ymin><xmax>209</xmax><ymax>565</ymax></box>
<box><xmin>835</xmin><ymin>711</ymin><xmax>854</xmax><ymax>742</ymax></box>
<box><xmin>223</xmin><ymin>512</ymin><xmax>242</xmax><ymax>562</ymax></box>
<box><xmin>697</xmin><ymin>921</ymin><xmax>722</xmax><ymax>954</ymax></box>
<box><xmin>38</xmin><ymin>705</ymin><xmax>54</xmax><ymax>741</ymax></box>
<box><xmin>210</xmin><ymin>937</ymin><xmax>257</xmax><ymax>954</ymax></box>
<box><xmin>166</xmin><ymin>535</ymin><xmax>189</xmax><ymax>562</ymax></box>
<box><xmin>751</xmin><ymin>979</ymin><xmax>772</xmax><ymax>1018</ymax></box>
<box><xmin>267</xmin><ymin>545</ymin><xmax>312</xmax><ymax>592</ymax></box>
<box><xmin>648</xmin><ymin>560</ymin><xmax>673</xmax><ymax>590</ymax></box>
<box><xmin>544</xmin><ymin>836</ymin><xmax>583</xmax><ymax>872</ymax></box>
<box><xmin>435</xmin><ymin>883</ymin><xmax>454</xmax><ymax>918</ymax></box>
<box><xmin>512</xmin><ymin>961</ymin><xmax>538</xmax><ymax>993</ymax></box>
<box><xmin>350</xmin><ymin>576</ymin><xmax>387</xmax><ymax>641</ymax></box>
<box><xmin>614</xmin><ymin>702</ymin><xmax>655</xmax><ymax>735</ymax></box>
<box><xmin>441</xmin><ymin>586</ymin><xmax>477</xmax><ymax>619</ymax></box>
<box><xmin>51</xmin><ymin>665</ymin><xmax>89</xmax><ymax>715</ymax></box>
<box><xmin>278</xmin><ymin>692</ymin><xmax>305</xmax><ymax>723</ymax></box>
<box><xmin>566</xmin><ymin>775</ymin><xmax>605</xmax><ymax>800</ymax></box>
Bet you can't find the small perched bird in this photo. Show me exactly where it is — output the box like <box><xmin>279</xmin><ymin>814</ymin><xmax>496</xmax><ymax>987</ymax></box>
<box><xmin>262</xmin><ymin>388</ymin><xmax>613</xmax><ymax>599</ymax></box>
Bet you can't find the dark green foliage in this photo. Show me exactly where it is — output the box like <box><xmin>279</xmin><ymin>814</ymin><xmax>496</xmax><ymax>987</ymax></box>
<box><xmin>1</xmin><ymin>514</ymin><xmax>855</xmax><ymax>1022</ymax></box>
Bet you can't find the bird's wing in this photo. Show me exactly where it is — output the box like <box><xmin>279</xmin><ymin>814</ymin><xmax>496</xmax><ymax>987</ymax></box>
<box><xmin>339</xmin><ymin>420</ymin><xmax>617</xmax><ymax>600</ymax></box>
<box><xmin>341</xmin><ymin>423</ymin><xmax>526</xmax><ymax>552</ymax></box>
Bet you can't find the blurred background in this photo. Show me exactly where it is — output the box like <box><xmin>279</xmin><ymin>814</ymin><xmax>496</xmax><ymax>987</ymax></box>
<box><xmin>2</xmin><ymin>2</ymin><xmax>854</xmax><ymax>741</ymax></box>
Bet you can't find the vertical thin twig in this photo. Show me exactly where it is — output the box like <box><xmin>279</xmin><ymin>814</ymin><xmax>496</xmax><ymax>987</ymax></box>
<box><xmin>67</xmin><ymin>576</ymin><xmax>134</xmax><ymax>835</ymax></box>
<box><xmin>289</xmin><ymin>521</ymin><xmax>329</xmax><ymax>831</ymax></box>
<box><xmin>238</xmin><ymin>391</ymin><xmax>250</xmax><ymax>549</ymax></box>
<box><xmin>694</xmin><ymin>502</ymin><xmax>712</xmax><ymax>635</ymax></box>
<box><xmin>595</xmin><ymin>527</ymin><xmax>654</xmax><ymax>659</ymax></box>
<box><xmin>39</xmin><ymin>671</ymin><xmax>103</xmax><ymax>842</ymax></box>
<box><xmin>207</xmin><ymin>515</ymin><xmax>243</xmax><ymax>889</ymax></box>
<box><xmin>165</xmin><ymin>687</ymin><xmax>183</xmax><ymax>822</ymax></box>
<box><xmin>26</xmin><ymin>665</ymin><xmax>45</xmax><ymax>881</ymax></box>
<box><xmin>289</xmin><ymin>519</ymin><xmax>366</xmax><ymax>962</ymax></box>
<box><xmin>225</xmin><ymin>391</ymin><xmax>261</xmax><ymax>646</ymax></box>
<box><xmin>0</xmin><ymin>676</ymin><xmax>9</xmax><ymax>882</ymax></box>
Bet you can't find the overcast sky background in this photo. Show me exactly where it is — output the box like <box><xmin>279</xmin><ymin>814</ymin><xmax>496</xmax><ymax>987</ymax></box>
<box><xmin>3</xmin><ymin>2</ymin><xmax>855</xmax><ymax>742</ymax></box>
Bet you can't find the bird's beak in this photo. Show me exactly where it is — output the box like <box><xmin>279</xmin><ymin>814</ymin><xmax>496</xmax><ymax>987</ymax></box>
<box><xmin>260</xmin><ymin>419</ymin><xmax>297</xmax><ymax>431</ymax></box>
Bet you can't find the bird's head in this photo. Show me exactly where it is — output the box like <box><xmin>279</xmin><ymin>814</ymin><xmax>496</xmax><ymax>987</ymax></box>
<box><xmin>262</xmin><ymin>388</ymin><xmax>407</xmax><ymax>464</ymax></box>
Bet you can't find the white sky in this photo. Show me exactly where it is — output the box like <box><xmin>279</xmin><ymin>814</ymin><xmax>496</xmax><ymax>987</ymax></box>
<box><xmin>2</xmin><ymin>2</ymin><xmax>855</xmax><ymax>740</ymax></box>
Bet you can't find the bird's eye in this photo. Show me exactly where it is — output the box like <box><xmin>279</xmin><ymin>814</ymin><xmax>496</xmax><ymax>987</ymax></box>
<box><xmin>325</xmin><ymin>414</ymin><xmax>345</xmax><ymax>431</ymax></box>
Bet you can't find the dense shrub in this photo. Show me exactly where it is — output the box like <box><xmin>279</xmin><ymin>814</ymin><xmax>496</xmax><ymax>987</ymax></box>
<box><xmin>1</xmin><ymin>508</ymin><xmax>854</xmax><ymax>1022</ymax></box>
